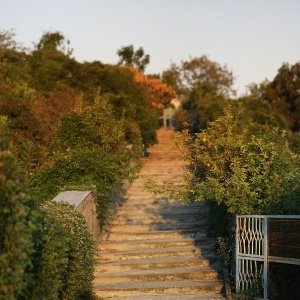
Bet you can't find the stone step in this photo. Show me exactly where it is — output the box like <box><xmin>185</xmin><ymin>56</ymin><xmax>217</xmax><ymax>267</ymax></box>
<box><xmin>114</xmin><ymin>210</ymin><xmax>208</xmax><ymax>221</ymax></box>
<box><xmin>140</xmin><ymin>174</ymin><xmax>183</xmax><ymax>177</ymax></box>
<box><xmin>94</xmin><ymin>267</ymin><xmax>221</xmax><ymax>283</ymax></box>
<box><xmin>99</xmin><ymin>237</ymin><xmax>216</xmax><ymax>251</ymax></box>
<box><xmin>144</xmin><ymin>161</ymin><xmax>183</xmax><ymax>164</ymax></box>
<box><xmin>94</xmin><ymin>129</ymin><xmax>225</xmax><ymax>299</ymax></box>
<box><xmin>97</xmin><ymin>245</ymin><xmax>216</xmax><ymax>260</ymax></box>
<box><xmin>124</xmin><ymin>196</ymin><xmax>185</xmax><ymax>203</ymax></box>
<box><xmin>135</xmin><ymin>171</ymin><xmax>183</xmax><ymax>175</ymax></box>
<box><xmin>106</xmin><ymin>229</ymin><xmax>209</xmax><ymax>241</ymax></box>
<box><xmin>116</xmin><ymin>206</ymin><xmax>208</xmax><ymax>216</ymax></box>
<box><xmin>118</xmin><ymin>205</ymin><xmax>206</xmax><ymax>213</ymax></box>
<box><xmin>94</xmin><ymin>279</ymin><xmax>224</xmax><ymax>298</ymax></box>
<box><xmin>125</xmin><ymin>194</ymin><xmax>156</xmax><ymax>199</ymax></box>
<box><xmin>111</xmin><ymin>216</ymin><xmax>204</xmax><ymax>226</ymax></box>
<box><xmin>110</xmin><ymin>221</ymin><xmax>207</xmax><ymax>232</ymax></box>
<box><xmin>117</xmin><ymin>203</ymin><xmax>207</xmax><ymax>212</ymax></box>
<box><xmin>95</xmin><ymin>255</ymin><xmax>221</xmax><ymax>272</ymax></box>
<box><xmin>108</xmin><ymin>295</ymin><xmax>225</xmax><ymax>300</ymax></box>
<box><xmin>135</xmin><ymin>176</ymin><xmax>183</xmax><ymax>180</ymax></box>
<box><xmin>115</xmin><ymin>211</ymin><xmax>208</xmax><ymax>221</ymax></box>
<box><xmin>120</xmin><ymin>201</ymin><xmax>206</xmax><ymax>209</ymax></box>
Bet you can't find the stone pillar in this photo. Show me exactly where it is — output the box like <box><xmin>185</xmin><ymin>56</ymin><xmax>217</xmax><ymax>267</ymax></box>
<box><xmin>53</xmin><ymin>191</ymin><xmax>100</xmax><ymax>242</ymax></box>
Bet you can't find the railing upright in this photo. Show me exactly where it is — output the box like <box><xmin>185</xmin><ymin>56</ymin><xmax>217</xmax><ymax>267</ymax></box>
<box><xmin>263</xmin><ymin>215</ymin><xmax>268</xmax><ymax>300</ymax></box>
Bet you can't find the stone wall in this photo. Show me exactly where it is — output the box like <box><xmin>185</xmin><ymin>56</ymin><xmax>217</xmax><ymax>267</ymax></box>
<box><xmin>53</xmin><ymin>191</ymin><xmax>100</xmax><ymax>243</ymax></box>
<box><xmin>76</xmin><ymin>193</ymin><xmax>100</xmax><ymax>243</ymax></box>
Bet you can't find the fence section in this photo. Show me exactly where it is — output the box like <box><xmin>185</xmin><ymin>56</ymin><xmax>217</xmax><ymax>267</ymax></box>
<box><xmin>236</xmin><ymin>215</ymin><xmax>300</xmax><ymax>300</ymax></box>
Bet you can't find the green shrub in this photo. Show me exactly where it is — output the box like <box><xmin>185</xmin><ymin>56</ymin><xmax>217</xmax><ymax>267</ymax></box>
<box><xmin>146</xmin><ymin>105</ymin><xmax>300</xmax><ymax>296</ymax></box>
<box><xmin>0</xmin><ymin>117</ymin><xmax>36</xmax><ymax>299</ymax></box>
<box><xmin>29</xmin><ymin>92</ymin><xmax>143</xmax><ymax>231</ymax></box>
<box><xmin>29</xmin><ymin>201</ymin><xmax>96</xmax><ymax>299</ymax></box>
<box><xmin>169</xmin><ymin>105</ymin><xmax>300</xmax><ymax>215</ymax></box>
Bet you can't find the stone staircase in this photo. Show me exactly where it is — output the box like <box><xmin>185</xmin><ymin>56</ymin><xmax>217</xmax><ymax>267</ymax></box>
<box><xmin>94</xmin><ymin>128</ymin><xmax>225</xmax><ymax>299</ymax></box>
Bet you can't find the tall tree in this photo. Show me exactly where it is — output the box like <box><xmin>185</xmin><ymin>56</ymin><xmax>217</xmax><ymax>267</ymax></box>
<box><xmin>162</xmin><ymin>56</ymin><xmax>235</xmax><ymax>132</ymax></box>
<box><xmin>29</xmin><ymin>31</ymin><xmax>74</xmax><ymax>91</ymax></box>
<box><xmin>117</xmin><ymin>45</ymin><xmax>150</xmax><ymax>73</ymax></box>
<box><xmin>162</xmin><ymin>55</ymin><xmax>235</xmax><ymax>97</ymax></box>
<box><xmin>251</xmin><ymin>62</ymin><xmax>300</xmax><ymax>132</ymax></box>
<box><xmin>126</xmin><ymin>66</ymin><xmax>177</xmax><ymax>109</ymax></box>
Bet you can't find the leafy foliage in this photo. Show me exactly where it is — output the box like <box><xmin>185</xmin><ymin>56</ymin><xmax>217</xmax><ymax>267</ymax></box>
<box><xmin>127</xmin><ymin>66</ymin><xmax>177</xmax><ymax>109</ymax></box>
<box><xmin>35</xmin><ymin>201</ymin><xmax>96</xmax><ymax>299</ymax></box>
<box><xmin>249</xmin><ymin>62</ymin><xmax>300</xmax><ymax>132</ymax></box>
<box><xmin>117</xmin><ymin>44</ymin><xmax>150</xmax><ymax>73</ymax></box>
<box><xmin>162</xmin><ymin>55</ymin><xmax>235</xmax><ymax>97</ymax></box>
<box><xmin>1</xmin><ymin>118</ymin><xmax>96</xmax><ymax>299</ymax></box>
<box><xmin>0</xmin><ymin>118</ymin><xmax>36</xmax><ymax>299</ymax></box>
<box><xmin>147</xmin><ymin>105</ymin><xmax>300</xmax><ymax>215</ymax></box>
<box><xmin>29</xmin><ymin>31</ymin><xmax>74</xmax><ymax>91</ymax></box>
<box><xmin>181</xmin><ymin>81</ymin><xmax>230</xmax><ymax>132</ymax></box>
<box><xmin>29</xmin><ymin>92</ymin><xmax>143</xmax><ymax>229</ymax></box>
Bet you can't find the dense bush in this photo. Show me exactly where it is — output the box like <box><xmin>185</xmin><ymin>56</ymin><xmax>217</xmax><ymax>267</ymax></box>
<box><xmin>0</xmin><ymin>117</ymin><xmax>35</xmax><ymax>299</ymax></box>
<box><xmin>146</xmin><ymin>105</ymin><xmax>300</xmax><ymax>293</ymax></box>
<box><xmin>171</xmin><ymin>105</ymin><xmax>300</xmax><ymax>214</ymax></box>
<box><xmin>1</xmin><ymin>118</ymin><xmax>96</xmax><ymax>299</ymax></box>
<box><xmin>29</xmin><ymin>92</ymin><xmax>143</xmax><ymax>230</ymax></box>
<box><xmin>31</xmin><ymin>201</ymin><xmax>96</xmax><ymax>299</ymax></box>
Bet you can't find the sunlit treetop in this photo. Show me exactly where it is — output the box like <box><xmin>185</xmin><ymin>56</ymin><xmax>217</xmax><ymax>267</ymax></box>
<box><xmin>126</xmin><ymin>66</ymin><xmax>177</xmax><ymax>109</ymax></box>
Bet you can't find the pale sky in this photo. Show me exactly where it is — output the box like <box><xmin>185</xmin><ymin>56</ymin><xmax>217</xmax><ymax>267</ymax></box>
<box><xmin>1</xmin><ymin>0</ymin><xmax>299</xmax><ymax>96</ymax></box>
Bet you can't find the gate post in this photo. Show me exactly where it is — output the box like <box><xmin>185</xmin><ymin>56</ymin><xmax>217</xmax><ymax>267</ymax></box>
<box><xmin>263</xmin><ymin>216</ymin><xmax>268</xmax><ymax>300</ymax></box>
<box><xmin>235</xmin><ymin>215</ymin><xmax>239</xmax><ymax>293</ymax></box>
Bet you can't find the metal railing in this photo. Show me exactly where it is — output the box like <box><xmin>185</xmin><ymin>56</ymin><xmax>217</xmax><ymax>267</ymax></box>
<box><xmin>236</xmin><ymin>215</ymin><xmax>300</xmax><ymax>300</ymax></box>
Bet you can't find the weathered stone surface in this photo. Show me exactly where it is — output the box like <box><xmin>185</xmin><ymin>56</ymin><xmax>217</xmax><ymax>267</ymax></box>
<box><xmin>94</xmin><ymin>128</ymin><xmax>225</xmax><ymax>299</ymax></box>
<box><xmin>53</xmin><ymin>190</ymin><xmax>100</xmax><ymax>242</ymax></box>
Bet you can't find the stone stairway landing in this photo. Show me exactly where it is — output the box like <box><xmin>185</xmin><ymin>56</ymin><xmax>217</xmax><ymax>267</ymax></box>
<box><xmin>94</xmin><ymin>128</ymin><xmax>225</xmax><ymax>299</ymax></box>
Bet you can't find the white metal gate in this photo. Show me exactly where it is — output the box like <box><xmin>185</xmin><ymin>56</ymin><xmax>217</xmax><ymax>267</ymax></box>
<box><xmin>236</xmin><ymin>215</ymin><xmax>300</xmax><ymax>300</ymax></box>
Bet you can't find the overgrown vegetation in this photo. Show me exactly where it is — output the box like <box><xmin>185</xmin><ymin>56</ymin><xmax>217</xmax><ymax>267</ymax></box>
<box><xmin>171</xmin><ymin>106</ymin><xmax>300</xmax><ymax>214</ymax></box>
<box><xmin>153</xmin><ymin>56</ymin><xmax>300</xmax><ymax>298</ymax></box>
<box><xmin>1</xmin><ymin>27</ymin><xmax>300</xmax><ymax>298</ymax></box>
<box><xmin>0</xmin><ymin>29</ymin><xmax>177</xmax><ymax>299</ymax></box>
<box><xmin>0</xmin><ymin>119</ymin><xmax>96</xmax><ymax>299</ymax></box>
<box><xmin>0</xmin><ymin>117</ymin><xmax>36</xmax><ymax>298</ymax></box>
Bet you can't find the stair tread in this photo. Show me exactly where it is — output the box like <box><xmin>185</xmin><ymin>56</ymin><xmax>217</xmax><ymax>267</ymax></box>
<box><xmin>99</xmin><ymin>244</ymin><xmax>215</xmax><ymax>255</ymax></box>
<box><xmin>94</xmin><ymin>129</ymin><xmax>224</xmax><ymax>299</ymax></box>
<box><xmin>96</xmin><ymin>254</ymin><xmax>219</xmax><ymax>266</ymax></box>
<box><xmin>100</xmin><ymin>237</ymin><xmax>215</xmax><ymax>246</ymax></box>
<box><xmin>95</xmin><ymin>266</ymin><xmax>220</xmax><ymax>277</ymax></box>
<box><xmin>94</xmin><ymin>279</ymin><xmax>224</xmax><ymax>289</ymax></box>
<box><xmin>111</xmin><ymin>295</ymin><xmax>225</xmax><ymax>300</ymax></box>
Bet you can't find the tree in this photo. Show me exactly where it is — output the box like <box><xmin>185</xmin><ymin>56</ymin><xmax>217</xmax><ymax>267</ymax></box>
<box><xmin>181</xmin><ymin>81</ymin><xmax>230</xmax><ymax>132</ymax></box>
<box><xmin>117</xmin><ymin>45</ymin><xmax>150</xmax><ymax>73</ymax></box>
<box><xmin>29</xmin><ymin>92</ymin><xmax>143</xmax><ymax>229</ymax></box>
<box><xmin>34</xmin><ymin>31</ymin><xmax>72</xmax><ymax>56</ymax></box>
<box><xmin>29</xmin><ymin>31</ymin><xmax>74</xmax><ymax>91</ymax></box>
<box><xmin>162</xmin><ymin>55</ymin><xmax>235</xmax><ymax>97</ymax></box>
<box><xmin>0</xmin><ymin>30</ymin><xmax>30</xmax><ymax>83</ymax></box>
<box><xmin>161</xmin><ymin>63</ymin><xmax>182</xmax><ymax>95</ymax></box>
<box><xmin>147</xmin><ymin>105</ymin><xmax>300</xmax><ymax>215</ymax></box>
<box><xmin>237</xmin><ymin>96</ymin><xmax>289</xmax><ymax>134</ymax></box>
<box><xmin>61</xmin><ymin>61</ymin><xmax>160</xmax><ymax>147</ymax></box>
<box><xmin>252</xmin><ymin>62</ymin><xmax>300</xmax><ymax>132</ymax></box>
<box><xmin>162</xmin><ymin>56</ymin><xmax>235</xmax><ymax>132</ymax></box>
<box><xmin>0</xmin><ymin>29</ymin><xmax>27</xmax><ymax>55</ymax></box>
<box><xmin>127</xmin><ymin>66</ymin><xmax>177</xmax><ymax>109</ymax></box>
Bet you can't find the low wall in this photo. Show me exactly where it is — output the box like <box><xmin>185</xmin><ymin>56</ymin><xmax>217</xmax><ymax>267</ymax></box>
<box><xmin>53</xmin><ymin>191</ymin><xmax>100</xmax><ymax>243</ymax></box>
